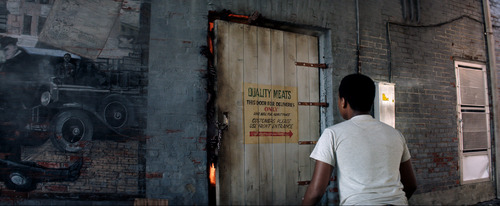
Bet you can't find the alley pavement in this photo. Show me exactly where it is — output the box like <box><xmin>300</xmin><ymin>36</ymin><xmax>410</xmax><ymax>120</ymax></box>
<box><xmin>474</xmin><ymin>198</ymin><xmax>500</xmax><ymax>205</ymax></box>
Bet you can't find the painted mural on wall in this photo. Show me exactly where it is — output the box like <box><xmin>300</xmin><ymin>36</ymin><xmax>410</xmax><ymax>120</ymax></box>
<box><xmin>0</xmin><ymin>0</ymin><xmax>147</xmax><ymax>197</ymax></box>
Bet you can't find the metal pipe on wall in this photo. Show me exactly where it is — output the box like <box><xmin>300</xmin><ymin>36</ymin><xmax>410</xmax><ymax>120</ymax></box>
<box><xmin>482</xmin><ymin>0</ymin><xmax>500</xmax><ymax>198</ymax></box>
<box><xmin>415</xmin><ymin>0</ymin><xmax>420</xmax><ymax>23</ymax></box>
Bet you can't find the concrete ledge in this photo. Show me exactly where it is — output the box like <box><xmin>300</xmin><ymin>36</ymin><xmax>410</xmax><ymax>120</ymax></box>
<box><xmin>409</xmin><ymin>181</ymin><xmax>495</xmax><ymax>205</ymax></box>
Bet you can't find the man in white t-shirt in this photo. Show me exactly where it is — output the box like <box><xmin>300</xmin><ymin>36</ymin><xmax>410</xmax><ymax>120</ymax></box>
<box><xmin>302</xmin><ymin>73</ymin><xmax>417</xmax><ymax>205</ymax></box>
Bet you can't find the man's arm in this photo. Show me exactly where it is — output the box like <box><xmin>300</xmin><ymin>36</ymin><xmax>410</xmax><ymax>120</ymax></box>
<box><xmin>302</xmin><ymin>160</ymin><xmax>333</xmax><ymax>206</ymax></box>
<box><xmin>400</xmin><ymin>159</ymin><xmax>417</xmax><ymax>199</ymax></box>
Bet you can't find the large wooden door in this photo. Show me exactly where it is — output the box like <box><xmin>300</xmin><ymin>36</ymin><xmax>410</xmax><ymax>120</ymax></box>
<box><xmin>215</xmin><ymin>20</ymin><xmax>320</xmax><ymax>205</ymax></box>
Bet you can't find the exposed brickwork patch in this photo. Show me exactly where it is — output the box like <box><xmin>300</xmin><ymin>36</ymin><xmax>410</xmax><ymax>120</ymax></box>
<box><xmin>145</xmin><ymin>172</ymin><xmax>163</xmax><ymax>179</ymax></box>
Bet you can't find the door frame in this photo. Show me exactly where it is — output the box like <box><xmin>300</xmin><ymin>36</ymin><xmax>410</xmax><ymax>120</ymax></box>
<box><xmin>205</xmin><ymin>11</ymin><xmax>334</xmax><ymax>205</ymax></box>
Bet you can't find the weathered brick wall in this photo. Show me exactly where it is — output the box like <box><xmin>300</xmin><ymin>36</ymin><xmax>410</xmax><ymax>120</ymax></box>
<box><xmin>14</xmin><ymin>140</ymin><xmax>141</xmax><ymax>194</ymax></box>
<box><xmin>490</xmin><ymin>0</ymin><xmax>500</xmax><ymax>176</ymax></box>
<box><xmin>389</xmin><ymin>0</ymin><xmax>487</xmax><ymax>194</ymax></box>
<box><xmin>2</xmin><ymin>0</ymin><xmax>495</xmax><ymax>205</ymax></box>
<box><xmin>493</xmin><ymin>0</ymin><xmax>500</xmax><ymax>86</ymax></box>
<box><xmin>492</xmin><ymin>1</ymin><xmax>500</xmax><ymax>89</ymax></box>
<box><xmin>352</xmin><ymin>1</ymin><xmax>494</xmax><ymax>201</ymax></box>
<box><xmin>146</xmin><ymin>0</ymin><xmax>209</xmax><ymax>204</ymax></box>
<box><xmin>328</xmin><ymin>0</ymin><xmax>491</xmax><ymax>198</ymax></box>
<box><xmin>152</xmin><ymin>0</ymin><xmax>495</xmax><ymax>205</ymax></box>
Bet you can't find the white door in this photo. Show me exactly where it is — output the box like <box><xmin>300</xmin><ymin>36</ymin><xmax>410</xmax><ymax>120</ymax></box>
<box><xmin>215</xmin><ymin>20</ymin><xmax>321</xmax><ymax>205</ymax></box>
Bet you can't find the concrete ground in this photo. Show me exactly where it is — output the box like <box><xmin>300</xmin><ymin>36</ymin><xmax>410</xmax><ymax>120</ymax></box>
<box><xmin>474</xmin><ymin>198</ymin><xmax>500</xmax><ymax>205</ymax></box>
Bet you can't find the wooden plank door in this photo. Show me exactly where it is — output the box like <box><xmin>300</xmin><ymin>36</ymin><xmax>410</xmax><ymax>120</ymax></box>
<box><xmin>215</xmin><ymin>20</ymin><xmax>320</xmax><ymax>205</ymax></box>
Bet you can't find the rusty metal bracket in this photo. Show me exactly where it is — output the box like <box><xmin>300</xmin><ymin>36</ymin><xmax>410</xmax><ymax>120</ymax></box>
<box><xmin>298</xmin><ymin>102</ymin><xmax>329</xmax><ymax>107</ymax></box>
<box><xmin>297</xmin><ymin>181</ymin><xmax>311</xmax><ymax>185</ymax></box>
<box><xmin>295</xmin><ymin>62</ymin><xmax>327</xmax><ymax>68</ymax></box>
<box><xmin>298</xmin><ymin>141</ymin><xmax>317</xmax><ymax>145</ymax></box>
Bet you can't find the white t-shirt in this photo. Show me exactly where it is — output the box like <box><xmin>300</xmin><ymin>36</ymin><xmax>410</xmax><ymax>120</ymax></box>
<box><xmin>310</xmin><ymin>115</ymin><xmax>411</xmax><ymax>205</ymax></box>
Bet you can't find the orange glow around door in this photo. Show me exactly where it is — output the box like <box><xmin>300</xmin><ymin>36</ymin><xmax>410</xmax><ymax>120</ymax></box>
<box><xmin>210</xmin><ymin>163</ymin><xmax>216</xmax><ymax>185</ymax></box>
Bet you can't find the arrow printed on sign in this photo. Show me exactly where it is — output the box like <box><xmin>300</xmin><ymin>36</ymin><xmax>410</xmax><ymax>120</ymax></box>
<box><xmin>249</xmin><ymin>130</ymin><xmax>293</xmax><ymax>138</ymax></box>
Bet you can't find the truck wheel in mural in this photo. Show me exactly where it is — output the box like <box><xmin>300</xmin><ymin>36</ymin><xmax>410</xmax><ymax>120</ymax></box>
<box><xmin>4</xmin><ymin>170</ymin><xmax>36</xmax><ymax>192</ymax></box>
<box><xmin>0</xmin><ymin>159</ymin><xmax>83</xmax><ymax>192</ymax></box>
<box><xmin>50</xmin><ymin>110</ymin><xmax>94</xmax><ymax>152</ymax></box>
<box><xmin>99</xmin><ymin>94</ymin><xmax>134</xmax><ymax>133</ymax></box>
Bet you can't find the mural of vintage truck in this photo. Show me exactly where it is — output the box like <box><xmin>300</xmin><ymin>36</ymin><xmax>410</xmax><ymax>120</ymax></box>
<box><xmin>0</xmin><ymin>0</ymin><xmax>148</xmax><ymax>194</ymax></box>
<box><xmin>0</xmin><ymin>47</ymin><xmax>146</xmax><ymax>153</ymax></box>
<box><xmin>0</xmin><ymin>46</ymin><xmax>145</xmax><ymax>191</ymax></box>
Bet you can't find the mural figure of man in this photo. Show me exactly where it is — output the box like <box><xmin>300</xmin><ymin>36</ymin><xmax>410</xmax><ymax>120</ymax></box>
<box><xmin>0</xmin><ymin>36</ymin><xmax>38</xmax><ymax>109</ymax></box>
<box><xmin>0</xmin><ymin>36</ymin><xmax>39</xmax><ymax>108</ymax></box>
<box><xmin>55</xmin><ymin>53</ymin><xmax>76</xmax><ymax>84</ymax></box>
<box><xmin>0</xmin><ymin>36</ymin><xmax>35</xmax><ymax>78</ymax></box>
<box><xmin>302</xmin><ymin>73</ymin><xmax>417</xmax><ymax>205</ymax></box>
<box><xmin>0</xmin><ymin>36</ymin><xmax>33</xmax><ymax>161</ymax></box>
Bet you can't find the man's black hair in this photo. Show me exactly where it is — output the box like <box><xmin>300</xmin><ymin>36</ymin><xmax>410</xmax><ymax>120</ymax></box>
<box><xmin>338</xmin><ymin>73</ymin><xmax>375</xmax><ymax>112</ymax></box>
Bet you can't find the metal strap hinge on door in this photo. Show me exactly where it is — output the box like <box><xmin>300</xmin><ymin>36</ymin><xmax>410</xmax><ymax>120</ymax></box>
<box><xmin>295</xmin><ymin>62</ymin><xmax>327</xmax><ymax>68</ymax></box>
<box><xmin>295</xmin><ymin>62</ymin><xmax>329</xmax><ymax>107</ymax></box>
<box><xmin>297</xmin><ymin>181</ymin><xmax>311</xmax><ymax>185</ymax></box>
<box><xmin>298</xmin><ymin>102</ymin><xmax>329</xmax><ymax>107</ymax></box>
<box><xmin>298</xmin><ymin>141</ymin><xmax>317</xmax><ymax>145</ymax></box>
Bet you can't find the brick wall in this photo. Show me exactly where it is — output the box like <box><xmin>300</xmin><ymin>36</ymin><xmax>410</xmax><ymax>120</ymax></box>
<box><xmin>389</xmin><ymin>0</ymin><xmax>486</xmax><ymax>193</ymax></box>
<box><xmin>15</xmin><ymin>140</ymin><xmax>142</xmax><ymax>194</ymax></box>
<box><xmin>152</xmin><ymin>0</ymin><xmax>495</xmax><ymax>204</ymax></box>
<box><xmin>146</xmin><ymin>0</ymin><xmax>209</xmax><ymax>204</ymax></box>
<box><xmin>322</xmin><ymin>0</ymin><xmax>492</xmax><ymax>197</ymax></box>
<box><xmin>0</xmin><ymin>0</ymin><xmax>496</xmax><ymax>205</ymax></box>
<box><xmin>354</xmin><ymin>0</ymin><xmax>494</xmax><ymax>200</ymax></box>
